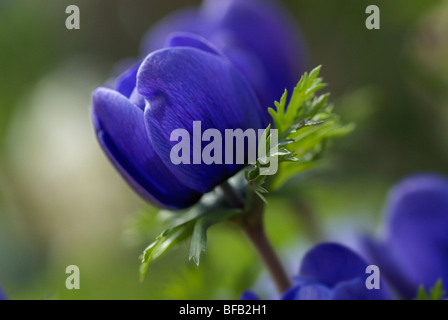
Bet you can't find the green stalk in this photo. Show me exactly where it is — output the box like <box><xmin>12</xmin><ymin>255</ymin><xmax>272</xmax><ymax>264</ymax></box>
<box><xmin>220</xmin><ymin>181</ymin><xmax>292</xmax><ymax>294</ymax></box>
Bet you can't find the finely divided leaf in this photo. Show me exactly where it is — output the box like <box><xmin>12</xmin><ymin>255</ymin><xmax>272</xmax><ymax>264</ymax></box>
<box><xmin>140</xmin><ymin>195</ymin><xmax>242</xmax><ymax>280</ymax></box>
<box><xmin>140</xmin><ymin>223</ymin><xmax>194</xmax><ymax>281</ymax></box>
<box><xmin>189</xmin><ymin>209</ymin><xmax>241</xmax><ymax>266</ymax></box>
<box><xmin>248</xmin><ymin>66</ymin><xmax>354</xmax><ymax>196</ymax></box>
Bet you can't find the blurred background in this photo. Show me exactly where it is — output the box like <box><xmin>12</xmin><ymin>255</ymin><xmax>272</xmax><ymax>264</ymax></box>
<box><xmin>0</xmin><ymin>0</ymin><xmax>447</xmax><ymax>299</ymax></box>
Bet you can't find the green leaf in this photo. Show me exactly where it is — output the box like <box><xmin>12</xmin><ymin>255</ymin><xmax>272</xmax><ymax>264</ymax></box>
<box><xmin>247</xmin><ymin>66</ymin><xmax>354</xmax><ymax>195</ymax></box>
<box><xmin>430</xmin><ymin>280</ymin><xmax>446</xmax><ymax>300</ymax></box>
<box><xmin>139</xmin><ymin>193</ymin><xmax>223</xmax><ymax>280</ymax></box>
<box><xmin>139</xmin><ymin>190</ymin><xmax>244</xmax><ymax>280</ymax></box>
<box><xmin>189</xmin><ymin>208</ymin><xmax>241</xmax><ymax>266</ymax></box>
<box><xmin>416</xmin><ymin>280</ymin><xmax>446</xmax><ymax>300</ymax></box>
<box><xmin>140</xmin><ymin>223</ymin><xmax>194</xmax><ymax>281</ymax></box>
<box><xmin>416</xmin><ymin>286</ymin><xmax>430</xmax><ymax>300</ymax></box>
<box><xmin>271</xmin><ymin>161</ymin><xmax>318</xmax><ymax>190</ymax></box>
<box><xmin>189</xmin><ymin>220</ymin><xmax>207</xmax><ymax>266</ymax></box>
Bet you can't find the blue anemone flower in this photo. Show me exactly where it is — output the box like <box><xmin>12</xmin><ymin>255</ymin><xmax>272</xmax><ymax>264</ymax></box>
<box><xmin>141</xmin><ymin>0</ymin><xmax>308</xmax><ymax>113</ymax></box>
<box><xmin>242</xmin><ymin>243</ymin><xmax>391</xmax><ymax>300</ymax></box>
<box><xmin>362</xmin><ymin>174</ymin><xmax>448</xmax><ymax>299</ymax></box>
<box><xmin>92</xmin><ymin>35</ymin><xmax>266</xmax><ymax>209</ymax></box>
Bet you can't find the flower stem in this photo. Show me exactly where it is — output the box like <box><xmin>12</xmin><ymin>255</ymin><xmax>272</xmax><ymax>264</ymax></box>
<box><xmin>242</xmin><ymin>218</ymin><xmax>292</xmax><ymax>294</ymax></box>
<box><xmin>220</xmin><ymin>181</ymin><xmax>292</xmax><ymax>295</ymax></box>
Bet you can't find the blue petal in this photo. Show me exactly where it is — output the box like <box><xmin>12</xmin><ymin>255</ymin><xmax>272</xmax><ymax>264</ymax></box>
<box><xmin>281</xmin><ymin>285</ymin><xmax>299</xmax><ymax>300</ymax></box>
<box><xmin>202</xmin><ymin>0</ymin><xmax>308</xmax><ymax>108</ymax></box>
<box><xmin>360</xmin><ymin>236</ymin><xmax>413</xmax><ymax>299</ymax></box>
<box><xmin>114</xmin><ymin>64</ymin><xmax>146</xmax><ymax>110</ymax></box>
<box><xmin>332</xmin><ymin>278</ymin><xmax>390</xmax><ymax>300</ymax></box>
<box><xmin>382</xmin><ymin>174</ymin><xmax>448</xmax><ymax>298</ymax></box>
<box><xmin>240</xmin><ymin>291</ymin><xmax>260</xmax><ymax>300</ymax></box>
<box><xmin>164</xmin><ymin>32</ymin><xmax>270</xmax><ymax>126</ymax></box>
<box><xmin>218</xmin><ymin>45</ymin><xmax>270</xmax><ymax>123</ymax></box>
<box><xmin>92</xmin><ymin>88</ymin><xmax>202</xmax><ymax>209</ymax></box>
<box><xmin>128</xmin><ymin>88</ymin><xmax>146</xmax><ymax>110</ymax></box>
<box><xmin>296</xmin><ymin>284</ymin><xmax>332</xmax><ymax>300</ymax></box>
<box><xmin>165</xmin><ymin>32</ymin><xmax>223</xmax><ymax>57</ymax></box>
<box><xmin>282</xmin><ymin>283</ymin><xmax>332</xmax><ymax>300</ymax></box>
<box><xmin>298</xmin><ymin>243</ymin><xmax>392</xmax><ymax>300</ymax></box>
<box><xmin>138</xmin><ymin>39</ymin><xmax>265</xmax><ymax>193</ymax></box>
<box><xmin>115</xmin><ymin>62</ymin><xmax>140</xmax><ymax>98</ymax></box>
<box><xmin>141</xmin><ymin>0</ymin><xmax>307</xmax><ymax>122</ymax></box>
<box><xmin>141</xmin><ymin>8</ymin><xmax>212</xmax><ymax>54</ymax></box>
<box><xmin>299</xmin><ymin>243</ymin><xmax>368</xmax><ymax>288</ymax></box>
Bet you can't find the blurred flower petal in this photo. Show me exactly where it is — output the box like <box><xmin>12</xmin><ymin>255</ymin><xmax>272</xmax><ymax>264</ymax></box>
<box><xmin>363</xmin><ymin>174</ymin><xmax>448</xmax><ymax>299</ymax></box>
<box><xmin>240</xmin><ymin>291</ymin><xmax>260</xmax><ymax>300</ymax></box>
<box><xmin>283</xmin><ymin>283</ymin><xmax>332</xmax><ymax>300</ymax></box>
<box><xmin>142</xmin><ymin>0</ymin><xmax>308</xmax><ymax>114</ymax></box>
<box><xmin>299</xmin><ymin>243</ymin><xmax>367</xmax><ymax>287</ymax></box>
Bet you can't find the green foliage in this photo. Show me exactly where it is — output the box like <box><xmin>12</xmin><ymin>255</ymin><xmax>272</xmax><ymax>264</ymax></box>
<box><xmin>416</xmin><ymin>280</ymin><xmax>446</xmax><ymax>300</ymax></box>
<box><xmin>189</xmin><ymin>208</ymin><xmax>241</xmax><ymax>265</ymax></box>
<box><xmin>248</xmin><ymin>66</ymin><xmax>354</xmax><ymax>193</ymax></box>
<box><xmin>139</xmin><ymin>193</ymin><xmax>242</xmax><ymax>281</ymax></box>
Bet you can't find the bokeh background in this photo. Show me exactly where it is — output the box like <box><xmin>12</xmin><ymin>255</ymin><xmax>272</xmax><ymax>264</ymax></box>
<box><xmin>0</xmin><ymin>0</ymin><xmax>447</xmax><ymax>299</ymax></box>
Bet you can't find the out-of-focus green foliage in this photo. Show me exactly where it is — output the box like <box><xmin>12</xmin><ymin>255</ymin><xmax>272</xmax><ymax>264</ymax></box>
<box><xmin>416</xmin><ymin>280</ymin><xmax>445</xmax><ymax>300</ymax></box>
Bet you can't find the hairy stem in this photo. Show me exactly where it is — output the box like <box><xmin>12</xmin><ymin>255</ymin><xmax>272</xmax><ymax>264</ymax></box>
<box><xmin>220</xmin><ymin>181</ymin><xmax>292</xmax><ymax>294</ymax></box>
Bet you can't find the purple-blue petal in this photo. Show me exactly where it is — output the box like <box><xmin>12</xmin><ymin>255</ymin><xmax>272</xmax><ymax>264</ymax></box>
<box><xmin>374</xmin><ymin>174</ymin><xmax>448</xmax><ymax>298</ymax></box>
<box><xmin>141</xmin><ymin>0</ymin><xmax>307</xmax><ymax>121</ymax></box>
<box><xmin>240</xmin><ymin>291</ymin><xmax>260</xmax><ymax>300</ymax></box>
<box><xmin>360</xmin><ymin>236</ymin><xmax>415</xmax><ymax>299</ymax></box>
<box><xmin>115</xmin><ymin>62</ymin><xmax>140</xmax><ymax>98</ymax></box>
<box><xmin>282</xmin><ymin>283</ymin><xmax>332</xmax><ymax>300</ymax></box>
<box><xmin>202</xmin><ymin>0</ymin><xmax>308</xmax><ymax>108</ymax></box>
<box><xmin>243</xmin><ymin>243</ymin><xmax>391</xmax><ymax>300</ymax></box>
<box><xmin>298</xmin><ymin>243</ymin><xmax>391</xmax><ymax>300</ymax></box>
<box><xmin>299</xmin><ymin>243</ymin><xmax>368</xmax><ymax>288</ymax></box>
<box><xmin>331</xmin><ymin>278</ymin><xmax>389</xmax><ymax>300</ymax></box>
<box><xmin>141</xmin><ymin>8</ymin><xmax>211</xmax><ymax>54</ymax></box>
<box><xmin>138</xmin><ymin>40</ymin><xmax>265</xmax><ymax>193</ymax></box>
<box><xmin>165</xmin><ymin>32</ymin><xmax>223</xmax><ymax>57</ymax></box>
<box><xmin>92</xmin><ymin>88</ymin><xmax>202</xmax><ymax>209</ymax></box>
<box><xmin>128</xmin><ymin>88</ymin><xmax>146</xmax><ymax>110</ymax></box>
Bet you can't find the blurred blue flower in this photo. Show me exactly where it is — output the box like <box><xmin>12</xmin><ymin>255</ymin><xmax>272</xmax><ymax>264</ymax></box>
<box><xmin>242</xmin><ymin>243</ymin><xmax>391</xmax><ymax>300</ymax></box>
<box><xmin>240</xmin><ymin>290</ymin><xmax>260</xmax><ymax>300</ymax></box>
<box><xmin>362</xmin><ymin>174</ymin><xmax>448</xmax><ymax>299</ymax></box>
<box><xmin>142</xmin><ymin>0</ymin><xmax>308</xmax><ymax>114</ymax></box>
<box><xmin>0</xmin><ymin>286</ymin><xmax>6</xmax><ymax>300</ymax></box>
<box><xmin>92</xmin><ymin>34</ymin><xmax>266</xmax><ymax>209</ymax></box>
